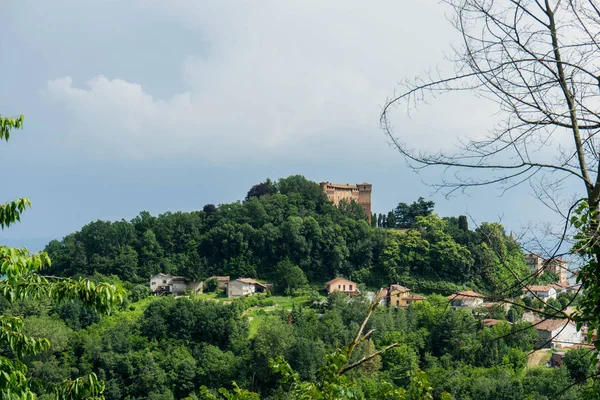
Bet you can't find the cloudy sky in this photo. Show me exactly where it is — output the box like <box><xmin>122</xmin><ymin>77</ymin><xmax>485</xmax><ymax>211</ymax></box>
<box><xmin>0</xmin><ymin>0</ymin><xmax>577</xmax><ymax>250</ymax></box>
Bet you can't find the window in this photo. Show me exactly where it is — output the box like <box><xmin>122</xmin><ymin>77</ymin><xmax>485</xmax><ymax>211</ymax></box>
<box><xmin>152</xmin><ymin>282</ymin><xmax>156</xmax><ymax>285</ymax></box>
<box><xmin>338</xmin><ymin>284</ymin><xmax>341</xmax><ymax>289</ymax></box>
<box><xmin>396</xmin><ymin>300</ymin><xmax>399</xmax><ymax>307</ymax></box>
<box><xmin>343</xmin><ymin>284</ymin><xmax>346</xmax><ymax>290</ymax></box>
<box><xmin>163</xmin><ymin>280</ymin><xmax>167</xmax><ymax>284</ymax></box>
<box><xmin>349</xmin><ymin>285</ymin><xmax>353</xmax><ymax>291</ymax></box>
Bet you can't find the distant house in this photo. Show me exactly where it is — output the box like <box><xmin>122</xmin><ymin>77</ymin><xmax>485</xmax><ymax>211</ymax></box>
<box><xmin>387</xmin><ymin>284</ymin><xmax>425</xmax><ymax>308</ymax></box>
<box><xmin>212</xmin><ymin>276</ymin><xmax>230</xmax><ymax>290</ymax></box>
<box><xmin>448</xmin><ymin>291</ymin><xmax>485</xmax><ymax>309</ymax></box>
<box><xmin>522</xmin><ymin>285</ymin><xmax>557</xmax><ymax>300</ymax></box>
<box><xmin>150</xmin><ymin>273</ymin><xmax>203</xmax><ymax>296</ymax></box>
<box><xmin>227</xmin><ymin>278</ymin><xmax>268</xmax><ymax>298</ymax></box>
<box><xmin>325</xmin><ymin>277</ymin><xmax>358</xmax><ymax>295</ymax></box>
<box><xmin>536</xmin><ymin>319</ymin><xmax>582</xmax><ymax>348</ymax></box>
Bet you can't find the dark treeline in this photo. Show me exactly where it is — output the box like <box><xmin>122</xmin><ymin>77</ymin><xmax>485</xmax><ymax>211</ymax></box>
<box><xmin>45</xmin><ymin>175</ymin><xmax>530</xmax><ymax>294</ymax></box>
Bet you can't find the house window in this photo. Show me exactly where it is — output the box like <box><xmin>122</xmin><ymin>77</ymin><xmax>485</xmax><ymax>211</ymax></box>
<box><xmin>163</xmin><ymin>280</ymin><xmax>167</xmax><ymax>284</ymax></box>
<box><xmin>152</xmin><ymin>282</ymin><xmax>156</xmax><ymax>285</ymax></box>
<box><xmin>349</xmin><ymin>285</ymin><xmax>353</xmax><ymax>291</ymax></box>
<box><xmin>396</xmin><ymin>300</ymin><xmax>399</xmax><ymax>307</ymax></box>
<box><xmin>343</xmin><ymin>284</ymin><xmax>346</xmax><ymax>290</ymax></box>
<box><xmin>338</xmin><ymin>284</ymin><xmax>341</xmax><ymax>289</ymax></box>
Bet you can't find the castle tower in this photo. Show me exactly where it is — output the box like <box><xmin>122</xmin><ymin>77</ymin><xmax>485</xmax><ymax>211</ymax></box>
<box><xmin>319</xmin><ymin>181</ymin><xmax>372</xmax><ymax>223</ymax></box>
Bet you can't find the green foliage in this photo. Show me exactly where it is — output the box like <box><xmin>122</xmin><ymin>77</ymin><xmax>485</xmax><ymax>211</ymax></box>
<box><xmin>204</xmin><ymin>277</ymin><xmax>219</xmax><ymax>292</ymax></box>
<box><xmin>0</xmin><ymin>114</ymin><xmax>123</xmax><ymax>399</ymax></box>
<box><xmin>394</xmin><ymin>197</ymin><xmax>435</xmax><ymax>229</ymax></box>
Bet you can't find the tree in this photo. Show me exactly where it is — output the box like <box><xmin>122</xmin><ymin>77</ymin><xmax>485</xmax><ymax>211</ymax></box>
<box><xmin>386</xmin><ymin>211</ymin><xmax>397</xmax><ymax>228</ymax></box>
<box><xmin>458</xmin><ymin>215</ymin><xmax>468</xmax><ymax>232</ymax></box>
<box><xmin>0</xmin><ymin>113</ymin><xmax>123</xmax><ymax>398</ymax></box>
<box><xmin>394</xmin><ymin>198</ymin><xmax>435</xmax><ymax>229</ymax></box>
<box><xmin>246</xmin><ymin>179</ymin><xmax>277</xmax><ymax>200</ymax></box>
<box><xmin>381</xmin><ymin>0</ymin><xmax>600</xmax><ymax>357</ymax></box>
<box><xmin>273</xmin><ymin>259</ymin><xmax>308</xmax><ymax>293</ymax></box>
<box><xmin>203</xmin><ymin>204</ymin><xmax>217</xmax><ymax>217</ymax></box>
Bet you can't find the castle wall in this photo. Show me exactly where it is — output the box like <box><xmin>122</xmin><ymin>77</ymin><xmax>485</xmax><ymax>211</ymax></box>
<box><xmin>320</xmin><ymin>182</ymin><xmax>372</xmax><ymax>223</ymax></box>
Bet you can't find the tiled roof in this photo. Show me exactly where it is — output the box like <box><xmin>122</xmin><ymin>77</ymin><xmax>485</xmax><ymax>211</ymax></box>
<box><xmin>523</xmin><ymin>285</ymin><xmax>555</xmax><ymax>293</ymax></box>
<box><xmin>448</xmin><ymin>290</ymin><xmax>484</xmax><ymax>300</ymax></box>
<box><xmin>536</xmin><ymin>319</ymin><xmax>572</xmax><ymax>332</ymax></box>
<box><xmin>325</xmin><ymin>277</ymin><xmax>356</xmax><ymax>285</ymax></box>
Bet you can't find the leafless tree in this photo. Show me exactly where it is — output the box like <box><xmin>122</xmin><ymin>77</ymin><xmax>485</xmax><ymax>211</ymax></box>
<box><xmin>381</xmin><ymin>0</ymin><xmax>600</xmax><ymax>375</ymax></box>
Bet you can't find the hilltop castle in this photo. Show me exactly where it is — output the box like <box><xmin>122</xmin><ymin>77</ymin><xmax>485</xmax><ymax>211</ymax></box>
<box><xmin>319</xmin><ymin>182</ymin><xmax>372</xmax><ymax>223</ymax></box>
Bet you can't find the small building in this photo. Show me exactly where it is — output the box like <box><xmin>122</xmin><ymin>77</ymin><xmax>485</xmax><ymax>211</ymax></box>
<box><xmin>213</xmin><ymin>276</ymin><xmax>230</xmax><ymax>290</ymax></box>
<box><xmin>387</xmin><ymin>284</ymin><xmax>425</xmax><ymax>308</ymax></box>
<box><xmin>522</xmin><ymin>285</ymin><xmax>557</xmax><ymax>300</ymax></box>
<box><xmin>227</xmin><ymin>278</ymin><xmax>268</xmax><ymax>298</ymax></box>
<box><xmin>150</xmin><ymin>273</ymin><xmax>203</xmax><ymax>296</ymax></box>
<box><xmin>448</xmin><ymin>290</ymin><xmax>485</xmax><ymax>309</ymax></box>
<box><xmin>536</xmin><ymin>319</ymin><xmax>582</xmax><ymax>348</ymax></box>
<box><xmin>325</xmin><ymin>277</ymin><xmax>359</xmax><ymax>295</ymax></box>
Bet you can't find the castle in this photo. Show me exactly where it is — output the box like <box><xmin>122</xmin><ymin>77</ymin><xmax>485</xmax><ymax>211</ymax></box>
<box><xmin>319</xmin><ymin>182</ymin><xmax>372</xmax><ymax>223</ymax></box>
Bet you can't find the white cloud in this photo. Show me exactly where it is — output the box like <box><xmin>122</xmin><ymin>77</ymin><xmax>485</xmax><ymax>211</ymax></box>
<box><xmin>47</xmin><ymin>0</ymin><xmax>496</xmax><ymax>162</ymax></box>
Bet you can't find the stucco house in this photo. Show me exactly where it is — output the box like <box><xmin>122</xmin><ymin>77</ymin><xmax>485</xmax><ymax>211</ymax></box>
<box><xmin>150</xmin><ymin>273</ymin><xmax>203</xmax><ymax>296</ymax></box>
<box><xmin>448</xmin><ymin>291</ymin><xmax>485</xmax><ymax>309</ymax></box>
<box><xmin>387</xmin><ymin>284</ymin><xmax>425</xmax><ymax>308</ymax></box>
<box><xmin>227</xmin><ymin>278</ymin><xmax>267</xmax><ymax>298</ymax></box>
<box><xmin>522</xmin><ymin>285</ymin><xmax>557</xmax><ymax>300</ymax></box>
<box><xmin>536</xmin><ymin>319</ymin><xmax>582</xmax><ymax>348</ymax></box>
<box><xmin>325</xmin><ymin>277</ymin><xmax>358</xmax><ymax>295</ymax></box>
<box><xmin>209</xmin><ymin>276</ymin><xmax>230</xmax><ymax>290</ymax></box>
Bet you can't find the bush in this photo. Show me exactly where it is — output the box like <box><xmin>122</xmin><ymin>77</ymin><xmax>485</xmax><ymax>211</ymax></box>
<box><xmin>204</xmin><ymin>277</ymin><xmax>219</xmax><ymax>292</ymax></box>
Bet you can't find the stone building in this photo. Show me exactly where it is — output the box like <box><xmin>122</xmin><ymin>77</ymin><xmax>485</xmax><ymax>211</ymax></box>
<box><xmin>319</xmin><ymin>182</ymin><xmax>372</xmax><ymax>223</ymax></box>
<box><xmin>524</xmin><ymin>253</ymin><xmax>568</xmax><ymax>283</ymax></box>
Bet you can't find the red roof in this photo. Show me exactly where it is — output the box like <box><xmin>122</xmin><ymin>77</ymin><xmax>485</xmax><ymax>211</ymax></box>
<box><xmin>448</xmin><ymin>290</ymin><xmax>484</xmax><ymax>300</ymax></box>
<box><xmin>325</xmin><ymin>277</ymin><xmax>356</xmax><ymax>286</ymax></box>
<box><xmin>536</xmin><ymin>319</ymin><xmax>573</xmax><ymax>332</ymax></box>
<box><xmin>523</xmin><ymin>285</ymin><xmax>555</xmax><ymax>293</ymax></box>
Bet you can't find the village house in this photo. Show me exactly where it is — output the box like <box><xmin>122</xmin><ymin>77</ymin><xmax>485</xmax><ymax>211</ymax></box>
<box><xmin>448</xmin><ymin>290</ymin><xmax>485</xmax><ymax>309</ymax></box>
<box><xmin>150</xmin><ymin>273</ymin><xmax>203</xmax><ymax>296</ymax></box>
<box><xmin>386</xmin><ymin>284</ymin><xmax>425</xmax><ymax>308</ymax></box>
<box><xmin>227</xmin><ymin>278</ymin><xmax>268</xmax><ymax>298</ymax></box>
<box><xmin>325</xmin><ymin>277</ymin><xmax>359</xmax><ymax>295</ymax></box>
<box><xmin>536</xmin><ymin>319</ymin><xmax>582</xmax><ymax>348</ymax></box>
<box><xmin>211</xmin><ymin>276</ymin><xmax>230</xmax><ymax>290</ymax></box>
<box><xmin>522</xmin><ymin>285</ymin><xmax>557</xmax><ymax>300</ymax></box>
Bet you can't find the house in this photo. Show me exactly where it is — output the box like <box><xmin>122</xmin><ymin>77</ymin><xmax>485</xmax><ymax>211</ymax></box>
<box><xmin>522</xmin><ymin>285</ymin><xmax>557</xmax><ymax>300</ymax></box>
<box><xmin>448</xmin><ymin>291</ymin><xmax>485</xmax><ymax>309</ymax></box>
<box><xmin>325</xmin><ymin>277</ymin><xmax>359</xmax><ymax>295</ymax></box>
<box><xmin>227</xmin><ymin>278</ymin><xmax>268</xmax><ymax>298</ymax></box>
<box><xmin>387</xmin><ymin>284</ymin><xmax>425</xmax><ymax>308</ymax></box>
<box><xmin>150</xmin><ymin>273</ymin><xmax>203</xmax><ymax>296</ymax></box>
<box><xmin>213</xmin><ymin>276</ymin><xmax>230</xmax><ymax>289</ymax></box>
<box><xmin>536</xmin><ymin>319</ymin><xmax>582</xmax><ymax>348</ymax></box>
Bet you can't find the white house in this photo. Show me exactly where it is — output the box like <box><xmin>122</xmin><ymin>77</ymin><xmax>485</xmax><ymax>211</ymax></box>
<box><xmin>227</xmin><ymin>278</ymin><xmax>267</xmax><ymax>298</ymax></box>
<box><xmin>448</xmin><ymin>291</ymin><xmax>485</xmax><ymax>309</ymax></box>
<box><xmin>536</xmin><ymin>319</ymin><xmax>582</xmax><ymax>348</ymax></box>
<box><xmin>150</xmin><ymin>273</ymin><xmax>203</xmax><ymax>296</ymax></box>
<box><xmin>522</xmin><ymin>285</ymin><xmax>557</xmax><ymax>300</ymax></box>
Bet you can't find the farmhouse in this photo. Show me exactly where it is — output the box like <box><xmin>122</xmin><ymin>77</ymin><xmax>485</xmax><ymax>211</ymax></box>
<box><xmin>448</xmin><ymin>291</ymin><xmax>485</xmax><ymax>309</ymax></box>
<box><xmin>536</xmin><ymin>319</ymin><xmax>582</xmax><ymax>348</ymax></box>
<box><xmin>522</xmin><ymin>285</ymin><xmax>557</xmax><ymax>300</ymax></box>
<box><xmin>150</xmin><ymin>273</ymin><xmax>203</xmax><ymax>296</ymax></box>
<box><xmin>325</xmin><ymin>277</ymin><xmax>358</xmax><ymax>295</ymax></box>
<box><xmin>227</xmin><ymin>278</ymin><xmax>268</xmax><ymax>298</ymax></box>
<box><xmin>387</xmin><ymin>284</ymin><xmax>425</xmax><ymax>308</ymax></box>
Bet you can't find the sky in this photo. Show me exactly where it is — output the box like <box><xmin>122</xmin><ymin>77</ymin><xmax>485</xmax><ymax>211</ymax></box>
<box><xmin>0</xmin><ymin>0</ymin><xmax>580</xmax><ymax>251</ymax></box>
